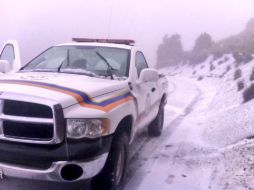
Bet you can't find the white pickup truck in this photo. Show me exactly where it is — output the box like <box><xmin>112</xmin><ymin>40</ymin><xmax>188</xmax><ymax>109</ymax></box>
<box><xmin>0</xmin><ymin>39</ymin><xmax>168</xmax><ymax>190</ymax></box>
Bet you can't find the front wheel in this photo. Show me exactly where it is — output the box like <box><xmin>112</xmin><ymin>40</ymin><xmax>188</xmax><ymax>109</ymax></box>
<box><xmin>91</xmin><ymin>132</ymin><xmax>129</xmax><ymax>190</ymax></box>
<box><xmin>148</xmin><ymin>104</ymin><xmax>165</xmax><ymax>137</ymax></box>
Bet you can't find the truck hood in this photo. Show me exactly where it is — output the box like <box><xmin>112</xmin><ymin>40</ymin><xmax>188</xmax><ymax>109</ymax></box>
<box><xmin>0</xmin><ymin>72</ymin><xmax>129</xmax><ymax>109</ymax></box>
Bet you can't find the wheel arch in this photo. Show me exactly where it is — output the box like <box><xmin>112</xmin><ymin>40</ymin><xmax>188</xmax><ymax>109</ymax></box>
<box><xmin>114</xmin><ymin>115</ymin><xmax>133</xmax><ymax>142</ymax></box>
<box><xmin>161</xmin><ymin>93</ymin><xmax>167</xmax><ymax>107</ymax></box>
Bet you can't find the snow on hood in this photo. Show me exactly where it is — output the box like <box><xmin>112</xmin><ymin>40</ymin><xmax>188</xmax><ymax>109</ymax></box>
<box><xmin>0</xmin><ymin>72</ymin><xmax>129</xmax><ymax>108</ymax></box>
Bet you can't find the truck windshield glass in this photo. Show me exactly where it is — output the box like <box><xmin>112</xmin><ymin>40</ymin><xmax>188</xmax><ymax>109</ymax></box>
<box><xmin>21</xmin><ymin>46</ymin><xmax>130</xmax><ymax>78</ymax></box>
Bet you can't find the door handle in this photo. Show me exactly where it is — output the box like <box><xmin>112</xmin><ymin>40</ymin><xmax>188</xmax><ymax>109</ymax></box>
<box><xmin>128</xmin><ymin>82</ymin><xmax>133</xmax><ymax>90</ymax></box>
<box><xmin>151</xmin><ymin>87</ymin><xmax>156</xmax><ymax>92</ymax></box>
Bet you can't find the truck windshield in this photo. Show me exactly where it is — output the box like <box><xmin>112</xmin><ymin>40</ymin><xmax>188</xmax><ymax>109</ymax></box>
<box><xmin>21</xmin><ymin>46</ymin><xmax>130</xmax><ymax>79</ymax></box>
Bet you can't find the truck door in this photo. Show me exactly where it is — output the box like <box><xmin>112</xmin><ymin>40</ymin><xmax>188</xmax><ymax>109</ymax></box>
<box><xmin>132</xmin><ymin>51</ymin><xmax>153</xmax><ymax>124</ymax></box>
<box><xmin>0</xmin><ymin>40</ymin><xmax>21</xmax><ymax>72</ymax></box>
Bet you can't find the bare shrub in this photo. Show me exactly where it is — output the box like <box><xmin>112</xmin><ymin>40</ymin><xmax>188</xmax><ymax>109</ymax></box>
<box><xmin>210</xmin><ymin>64</ymin><xmax>215</xmax><ymax>71</ymax></box>
<box><xmin>197</xmin><ymin>76</ymin><xmax>204</xmax><ymax>81</ymax></box>
<box><xmin>234</xmin><ymin>69</ymin><xmax>242</xmax><ymax>80</ymax></box>
<box><xmin>224</xmin><ymin>56</ymin><xmax>229</xmax><ymax>62</ymax></box>
<box><xmin>218</xmin><ymin>60</ymin><xmax>224</xmax><ymax>65</ymax></box>
<box><xmin>237</xmin><ymin>80</ymin><xmax>244</xmax><ymax>91</ymax></box>
<box><xmin>226</xmin><ymin>65</ymin><xmax>231</xmax><ymax>72</ymax></box>
<box><xmin>220</xmin><ymin>65</ymin><xmax>231</xmax><ymax>78</ymax></box>
<box><xmin>250</xmin><ymin>67</ymin><xmax>254</xmax><ymax>81</ymax></box>
<box><xmin>243</xmin><ymin>83</ymin><xmax>254</xmax><ymax>103</ymax></box>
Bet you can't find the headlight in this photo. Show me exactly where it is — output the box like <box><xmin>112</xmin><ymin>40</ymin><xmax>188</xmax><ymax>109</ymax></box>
<box><xmin>67</xmin><ymin>118</ymin><xmax>110</xmax><ymax>139</ymax></box>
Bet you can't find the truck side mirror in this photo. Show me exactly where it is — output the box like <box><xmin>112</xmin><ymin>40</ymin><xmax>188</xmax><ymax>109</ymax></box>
<box><xmin>140</xmin><ymin>68</ymin><xmax>159</xmax><ymax>82</ymax></box>
<box><xmin>0</xmin><ymin>60</ymin><xmax>11</xmax><ymax>73</ymax></box>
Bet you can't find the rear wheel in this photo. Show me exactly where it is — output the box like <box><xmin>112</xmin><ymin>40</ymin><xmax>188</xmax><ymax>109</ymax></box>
<box><xmin>91</xmin><ymin>132</ymin><xmax>129</xmax><ymax>190</ymax></box>
<box><xmin>148</xmin><ymin>103</ymin><xmax>165</xmax><ymax>137</ymax></box>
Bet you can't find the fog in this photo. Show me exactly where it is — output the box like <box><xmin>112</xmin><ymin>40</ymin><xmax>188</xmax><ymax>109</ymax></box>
<box><xmin>0</xmin><ymin>0</ymin><xmax>253</xmax><ymax>65</ymax></box>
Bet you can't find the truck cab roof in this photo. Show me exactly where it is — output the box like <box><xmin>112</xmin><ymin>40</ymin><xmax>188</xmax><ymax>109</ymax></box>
<box><xmin>57</xmin><ymin>38</ymin><xmax>137</xmax><ymax>50</ymax></box>
<box><xmin>57</xmin><ymin>42</ymin><xmax>134</xmax><ymax>50</ymax></box>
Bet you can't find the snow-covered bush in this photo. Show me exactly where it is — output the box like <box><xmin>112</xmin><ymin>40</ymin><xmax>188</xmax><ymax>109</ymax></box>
<box><xmin>243</xmin><ymin>83</ymin><xmax>254</xmax><ymax>103</ymax></box>
<box><xmin>234</xmin><ymin>69</ymin><xmax>242</xmax><ymax>80</ymax></box>
<box><xmin>242</xmin><ymin>54</ymin><xmax>253</xmax><ymax>63</ymax></box>
<box><xmin>233</xmin><ymin>52</ymin><xmax>242</xmax><ymax>64</ymax></box>
<box><xmin>212</xmin><ymin>52</ymin><xmax>223</xmax><ymax>60</ymax></box>
<box><xmin>233</xmin><ymin>52</ymin><xmax>253</xmax><ymax>64</ymax></box>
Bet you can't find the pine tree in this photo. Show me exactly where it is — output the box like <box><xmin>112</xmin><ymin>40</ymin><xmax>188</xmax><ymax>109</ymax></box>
<box><xmin>193</xmin><ymin>33</ymin><xmax>213</xmax><ymax>52</ymax></box>
<box><xmin>189</xmin><ymin>32</ymin><xmax>214</xmax><ymax>64</ymax></box>
<box><xmin>156</xmin><ymin>34</ymin><xmax>184</xmax><ymax>68</ymax></box>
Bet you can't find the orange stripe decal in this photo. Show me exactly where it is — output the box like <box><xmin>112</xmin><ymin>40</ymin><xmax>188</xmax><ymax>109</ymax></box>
<box><xmin>0</xmin><ymin>80</ymin><xmax>134</xmax><ymax>112</ymax></box>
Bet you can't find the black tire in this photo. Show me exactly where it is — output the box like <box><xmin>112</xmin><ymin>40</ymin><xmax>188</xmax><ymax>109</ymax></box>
<box><xmin>148</xmin><ymin>103</ymin><xmax>165</xmax><ymax>137</ymax></box>
<box><xmin>91</xmin><ymin>132</ymin><xmax>129</xmax><ymax>190</ymax></box>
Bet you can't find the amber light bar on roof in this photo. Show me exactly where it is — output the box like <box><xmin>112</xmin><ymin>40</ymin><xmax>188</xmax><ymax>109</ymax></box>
<box><xmin>72</xmin><ymin>38</ymin><xmax>135</xmax><ymax>45</ymax></box>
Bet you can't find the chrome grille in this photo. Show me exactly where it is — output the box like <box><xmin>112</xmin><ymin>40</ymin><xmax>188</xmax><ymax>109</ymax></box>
<box><xmin>0</xmin><ymin>92</ymin><xmax>65</xmax><ymax>144</ymax></box>
<box><xmin>3</xmin><ymin>120</ymin><xmax>54</xmax><ymax>140</ymax></box>
<box><xmin>3</xmin><ymin>100</ymin><xmax>53</xmax><ymax>118</ymax></box>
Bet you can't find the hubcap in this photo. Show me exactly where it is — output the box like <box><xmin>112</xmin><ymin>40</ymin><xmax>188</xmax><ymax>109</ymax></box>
<box><xmin>158</xmin><ymin>108</ymin><xmax>164</xmax><ymax>130</ymax></box>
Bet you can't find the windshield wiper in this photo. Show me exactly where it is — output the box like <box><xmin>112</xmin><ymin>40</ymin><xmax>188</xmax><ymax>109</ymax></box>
<box><xmin>95</xmin><ymin>51</ymin><xmax>115</xmax><ymax>80</ymax></box>
<box><xmin>57</xmin><ymin>49</ymin><xmax>69</xmax><ymax>72</ymax></box>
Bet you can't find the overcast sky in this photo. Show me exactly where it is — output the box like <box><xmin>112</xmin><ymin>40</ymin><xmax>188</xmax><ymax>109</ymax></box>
<box><xmin>0</xmin><ymin>0</ymin><xmax>254</xmax><ymax>65</ymax></box>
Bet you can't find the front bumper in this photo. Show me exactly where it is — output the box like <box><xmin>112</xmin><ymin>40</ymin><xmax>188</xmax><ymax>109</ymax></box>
<box><xmin>0</xmin><ymin>153</ymin><xmax>108</xmax><ymax>182</ymax></box>
<box><xmin>0</xmin><ymin>135</ymin><xmax>113</xmax><ymax>182</ymax></box>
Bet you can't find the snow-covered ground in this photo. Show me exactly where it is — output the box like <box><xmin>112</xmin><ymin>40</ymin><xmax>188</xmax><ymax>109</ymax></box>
<box><xmin>126</xmin><ymin>54</ymin><xmax>254</xmax><ymax>190</ymax></box>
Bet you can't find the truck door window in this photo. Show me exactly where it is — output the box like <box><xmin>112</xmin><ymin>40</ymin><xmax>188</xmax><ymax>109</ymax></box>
<box><xmin>0</xmin><ymin>44</ymin><xmax>15</xmax><ymax>67</ymax></box>
<box><xmin>135</xmin><ymin>51</ymin><xmax>148</xmax><ymax>77</ymax></box>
